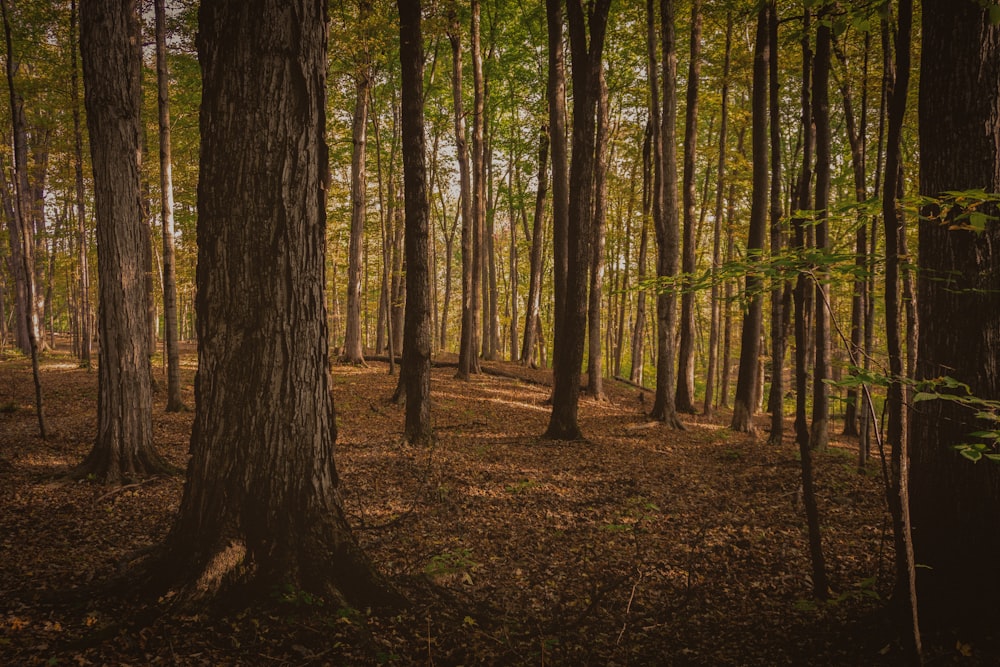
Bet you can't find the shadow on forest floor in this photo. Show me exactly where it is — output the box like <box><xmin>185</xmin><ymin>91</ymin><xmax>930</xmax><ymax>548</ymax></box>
<box><xmin>0</xmin><ymin>339</ymin><xmax>985</xmax><ymax>664</ymax></box>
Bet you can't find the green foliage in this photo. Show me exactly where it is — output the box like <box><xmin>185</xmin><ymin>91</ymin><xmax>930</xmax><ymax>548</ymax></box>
<box><xmin>911</xmin><ymin>377</ymin><xmax>1000</xmax><ymax>463</ymax></box>
<box><xmin>424</xmin><ymin>548</ymin><xmax>477</xmax><ymax>580</ymax></box>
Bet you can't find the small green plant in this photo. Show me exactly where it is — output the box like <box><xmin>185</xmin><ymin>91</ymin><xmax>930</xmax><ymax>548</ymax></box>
<box><xmin>274</xmin><ymin>582</ymin><xmax>324</xmax><ymax>607</ymax></box>
<box><xmin>504</xmin><ymin>478</ymin><xmax>536</xmax><ymax>494</ymax></box>
<box><xmin>424</xmin><ymin>548</ymin><xmax>476</xmax><ymax>579</ymax></box>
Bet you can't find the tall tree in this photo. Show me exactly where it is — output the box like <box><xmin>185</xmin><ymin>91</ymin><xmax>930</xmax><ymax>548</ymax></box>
<box><xmin>162</xmin><ymin>0</ymin><xmax>389</xmax><ymax>605</ymax></box>
<box><xmin>341</xmin><ymin>0</ymin><xmax>373</xmax><ymax>366</ymax></box>
<box><xmin>586</xmin><ymin>64</ymin><xmax>609</xmax><ymax>400</ymax></box>
<box><xmin>521</xmin><ymin>125</ymin><xmax>549</xmax><ymax>367</ymax></box>
<box><xmin>650</xmin><ymin>0</ymin><xmax>682</xmax><ymax>427</ymax></box>
<box><xmin>154</xmin><ymin>0</ymin><xmax>185</xmax><ymax>411</ymax></box>
<box><xmin>69</xmin><ymin>0</ymin><xmax>92</xmax><ymax>368</ymax></box>
<box><xmin>674</xmin><ymin>0</ymin><xmax>700</xmax><ymax>414</ymax></box>
<box><xmin>729</xmin><ymin>4</ymin><xmax>769</xmax><ymax>433</ymax></box>
<box><xmin>703</xmin><ymin>12</ymin><xmax>731</xmax><ymax>416</ymax></box>
<box><xmin>398</xmin><ymin>0</ymin><xmax>432</xmax><ymax>444</ymax></box>
<box><xmin>546</xmin><ymin>0</ymin><xmax>569</xmax><ymax>383</ymax></box>
<box><xmin>76</xmin><ymin>0</ymin><xmax>167</xmax><ymax>480</ymax></box>
<box><xmin>629</xmin><ymin>121</ymin><xmax>652</xmax><ymax>385</ymax></box>
<box><xmin>809</xmin><ymin>9</ymin><xmax>832</xmax><ymax>450</ymax></box>
<box><xmin>545</xmin><ymin>0</ymin><xmax>611</xmax><ymax>440</ymax></box>
<box><xmin>911</xmin><ymin>0</ymin><xmax>1000</xmax><ymax>633</ymax></box>
<box><xmin>470</xmin><ymin>0</ymin><xmax>486</xmax><ymax>365</ymax></box>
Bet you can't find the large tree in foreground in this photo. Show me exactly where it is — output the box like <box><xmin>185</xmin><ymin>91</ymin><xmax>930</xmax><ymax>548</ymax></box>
<box><xmin>75</xmin><ymin>0</ymin><xmax>167</xmax><ymax>482</ymax></box>
<box><xmin>161</xmin><ymin>0</ymin><xmax>387</xmax><ymax>604</ymax></box>
<box><xmin>911</xmin><ymin>0</ymin><xmax>1000</xmax><ymax>630</ymax></box>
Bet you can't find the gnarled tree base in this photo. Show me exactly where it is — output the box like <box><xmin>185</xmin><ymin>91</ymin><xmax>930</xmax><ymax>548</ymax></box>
<box><xmin>71</xmin><ymin>445</ymin><xmax>173</xmax><ymax>485</ymax></box>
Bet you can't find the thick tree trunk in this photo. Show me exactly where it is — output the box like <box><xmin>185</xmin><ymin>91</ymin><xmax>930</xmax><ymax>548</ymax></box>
<box><xmin>521</xmin><ymin>126</ymin><xmax>549</xmax><ymax>367</ymax></box>
<box><xmin>545</xmin><ymin>0</ymin><xmax>610</xmax><ymax>440</ymax></box>
<box><xmin>163</xmin><ymin>0</ymin><xmax>390</xmax><ymax>606</ymax></box>
<box><xmin>729</xmin><ymin>6</ymin><xmax>769</xmax><ymax>434</ymax></box>
<box><xmin>341</xmin><ymin>0</ymin><xmax>372</xmax><ymax>366</ymax></box>
<box><xmin>675</xmin><ymin>0</ymin><xmax>700</xmax><ymax>414</ymax></box>
<box><xmin>912</xmin><ymin>0</ymin><xmax>1000</xmax><ymax>633</ymax></box>
<box><xmin>398</xmin><ymin>0</ymin><xmax>432</xmax><ymax>445</ymax></box>
<box><xmin>703</xmin><ymin>13</ymin><xmax>731</xmax><ymax>416</ymax></box>
<box><xmin>154</xmin><ymin>0</ymin><xmax>185</xmax><ymax>411</ymax></box>
<box><xmin>76</xmin><ymin>0</ymin><xmax>166</xmax><ymax>481</ymax></box>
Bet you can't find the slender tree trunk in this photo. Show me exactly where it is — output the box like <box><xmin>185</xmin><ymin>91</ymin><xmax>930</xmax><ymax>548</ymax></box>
<box><xmin>810</xmin><ymin>10</ymin><xmax>832</xmax><ymax>451</ymax></box>
<box><xmin>675</xmin><ymin>0</ymin><xmax>700</xmax><ymax>414</ymax></box>
<box><xmin>729</xmin><ymin>6</ymin><xmax>769</xmax><ymax>433</ymax></box>
<box><xmin>341</xmin><ymin>0</ymin><xmax>373</xmax><ymax>366</ymax></box>
<box><xmin>630</xmin><ymin>122</ymin><xmax>651</xmax><ymax>385</ymax></box>
<box><xmin>586</xmin><ymin>65</ymin><xmax>609</xmax><ymax>399</ymax></box>
<box><xmin>546</xmin><ymin>0</ymin><xmax>569</xmax><ymax>382</ymax></box>
<box><xmin>766</xmin><ymin>1</ymin><xmax>786</xmax><ymax>444</ymax></box>
<box><xmin>703</xmin><ymin>13</ymin><xmax>731</xmax><ymax>416</ymax></box>
<box><xmin>76</xmin><ymin>0</ymin><xmax>168</xmax><ymax>480</ymax></box>
<box><xmin>470</xmin><ymin>0</ymin><xmax>486</xmax><ymax>367</ymax></box>
<box><xmin>614</xmin><ymin>159</ymin><xmax>638</xmax><ymax>378</ymax></box>
<box><xmin>650</xmin><ymin>0</ymin><xmax>682</xmax><ymax>428</ymax></box>
<box><xmin>521</xmin><ymin>126</ymin><xmax>549</xmax><ymax>366</ymax></box>
<box><xmin>154</xmin><ymin>0</ymin><xmax>184</xmax><ymax>410</ymax></box>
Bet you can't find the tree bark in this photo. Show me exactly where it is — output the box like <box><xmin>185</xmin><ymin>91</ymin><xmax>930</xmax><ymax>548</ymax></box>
<box><xmin>76</xmin><ymin>0</ymin><xmax>166</xmax><ymax>481</ymax></box>
<box><xmin>766</xmin><ymin>1</ymin><xmax>786</xmax><ymax>445</ymax></box>
<box><xmin>69</xmin><ymin>0</ymin><xmax>92</xmax><ymax>368</ymax></box>
<box><xmin>675</xmin><ymin>0</ymin><xmax>700</xmax><ymax>414</ymax></box>
<box><xmin>912</xmin><ymin>0</ymin><xmax>1000</xmax><ymax>634</ymax></box>
<box><xmin>546</xmin><ymin>0</ymin><xmax>569</xmax><ymax>382</ymax></box>
<box><xmin>586</xmin><ymin>65</ymin><xmax>609</xmax><ymax>400</ymax></box>
<box><xmin>162</xmin><ymin>0</ymin><xmax>391</xmax><ymax>607</ymax></box>
<box><xmin>630</xmin><ymin>122</ymin><xmax>651</xmax><ymax>385</ymax></box>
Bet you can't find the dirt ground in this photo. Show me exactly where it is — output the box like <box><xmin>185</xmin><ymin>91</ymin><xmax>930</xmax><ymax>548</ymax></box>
<box><xmin>0</xmin><ymin>340</ymin><xmax>981</xmax><ymax>665</ymax></box>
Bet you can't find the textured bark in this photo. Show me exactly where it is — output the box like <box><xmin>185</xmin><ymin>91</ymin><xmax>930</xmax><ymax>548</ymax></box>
<box><xmin>154</xmin><ymin>0</ymin><xmax>184</xmax><ymax>411</ymax></box>
<box><xmin>912</xmin><ymin>0</ymin><xmax>1000</xmax><ymax>632</ymax></box>
<box><xmin>470</xmin><ymin>0</ymin><xmax>486</xmax><ymax>368</ymax></box>
<box><xmin>521</xmin><ymin>126</ymin><xmax>549</xmax><ymax>367</ymax></box>
<box><xmin>586</xmin><ymin>66</ymin><xmax>609</xmax><ymax>400</ymax></box>
<box><xmin>398</xmin><ymin>0</ymin><xmax>432</xmax><ymax>445</ymax></box>
<box><xmin>163</xmin><ymin>0</ymin><xmax>389</xmax><ymax>606</ymax></box>
<box><xmin>649</xmin><ymin>0</ymin><xmax>682</xmax><ymax>428</ymax></box>
<box><xmin>341</xmin><ymin>0</ymin><xmax>372</xmax><ymax>366</ymax></box>
<box><xmin>630</xmin><ymin>122</ymin><xmax>651</xmax><ymax>385</ymax></box>
<box><xmin>69</xmin><ymin>0</ymin><xmax>92</xmax><ymax>368</ymax></box>
<box><xmin>729</xmin><ymin>6</ymin><xmax>768</xmax><ymax>434</ymax></box>
<box><xmin>766</xmin><ymin>1</ymin><xmax>786</xmax><ymax>445</ymax></box>
<box><xmin>545</xmin><ymin>0</ymin><xmax>610</xmax><ymax>440</ymax></box>
<box><xmin>675</xmin><ymin>0</ymin><xmax>700</xmax><ymax>414</ymax></box>
<box><xmin>76</xmin><ymin>0</ymin><xmax>165</xmax><ymax>480</ymax></box>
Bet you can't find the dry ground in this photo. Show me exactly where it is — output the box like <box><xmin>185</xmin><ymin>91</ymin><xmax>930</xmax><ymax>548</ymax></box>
<box><xmin>0</xmin><ymin>340</ymin><xmax>980</xmax><ymax>665</ymax></box>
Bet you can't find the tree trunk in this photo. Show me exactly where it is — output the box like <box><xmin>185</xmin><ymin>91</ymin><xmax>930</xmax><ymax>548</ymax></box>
<box><xmin>154</xmin><ymin>0</ymin><xmax>185</xmax><ymax>410</ymax></box>
<box><xmin>398</xmin><ymin>0</ymin><xmax>432</xmax><ymax>446</ymax></box>
<box><xmin>162</xmin><ymin>0</ymin><xmax>391</xmax><ymax>607</ymax></box>
<box><xmin>912</xmin><ymin>0</ymin><xmax>1000</xmax><ymax>634</ymax></box>
<box><xmin>586</xmin><ymin>65</ymin><xmax>608</xmax><ymax>400</ymax></box>
<box><xmin>810</xmin><ymin>12</ymin><xmax>832</xmax><ymax>451</ymax></box>
<box><xmin>703</xmin><ymin>13</ymin><xmax>731</xmax><ymax>416</ymax></box>
<box><xmin>341</xmin><ymin>0</ymin><xmax>373</xmax><ymax>366</ymax></box>
<box><xmin>70</xmin><ymin>0</ymin><xmax>92</xmax><ymax>368</ymax></box>
<box><xmin>521</xmin><ymin>126</ymin><xmax>549</xmax><ymax>367</ymax></box>
<box><xmin>452</xmin><ymin>11</ymin><xmax>479</xmax><ymax>379</ymax></box>
<box><xmin>766</xmin><ymin>1</ymin><xmax>786</xmax><ymax>445</ymax></box>
<box><xmin>546</xmin><ymin>0</ymin><xmax>569</xmax><ymax>382</ymax></box>
<box><xmin>729</xmin><ymin>6</ymin><xmax>769</xmax><ymax>434</ymax></box>
<box><xmin>674</xmin><ymin>0</ymin><xmax>700</xmax><ymax>414</ymax></box>
<box><xmin>76</xmin><ymin>0</ymin><xmax>166</xmax><ymax>481</ymax></box>
<box><xmin>629</xmin><ymin>121</ymin><xmax>652</xmax><ymax>386</ymax></box>
<box><xmin>545</xmin><ymin>0</ymin><xmax>611</xmax><ymax>440</ymax></box>
<box><xmin>470</xmin><ymin>0</ymin><xmax>486</xmax><ymax>367</ymax></box>
<box><xmin>650</xmin><ymin>0</ymin><xmax>682</xmax><ymax>428</ymax></box>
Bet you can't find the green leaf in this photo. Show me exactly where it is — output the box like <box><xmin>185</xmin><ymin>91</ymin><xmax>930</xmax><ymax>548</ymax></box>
<box><xmin>959</xmin><ymin>448</ymin><xmax>983</xmax><ymax>462</ymax></box>
<box><xmin>990</xmin><ymin>4</ymin><xmax>1000</xmax><ymax>25</ymax></box>
<box><xmin>912</xmin><ymin>391</ymin><xmax>938</xmax><ymax>403</ymax></box>
<box><xmin>968</xmin><ymin>211</ymin><xmax>989</xmax><ymax>232</ymax></box>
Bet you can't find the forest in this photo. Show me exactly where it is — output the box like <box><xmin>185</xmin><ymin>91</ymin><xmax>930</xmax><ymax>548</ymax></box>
<box><xmin>0</xmin><ymin>0</ymin><xmax>998</xmax><ymax>664</ymax></box>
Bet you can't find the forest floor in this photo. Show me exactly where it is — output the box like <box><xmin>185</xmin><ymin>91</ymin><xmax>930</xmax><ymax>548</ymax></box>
<box><xmin>0</xmin><ymin>339</ymin><xmax>986</xmax><ymax>665</ymax></box>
